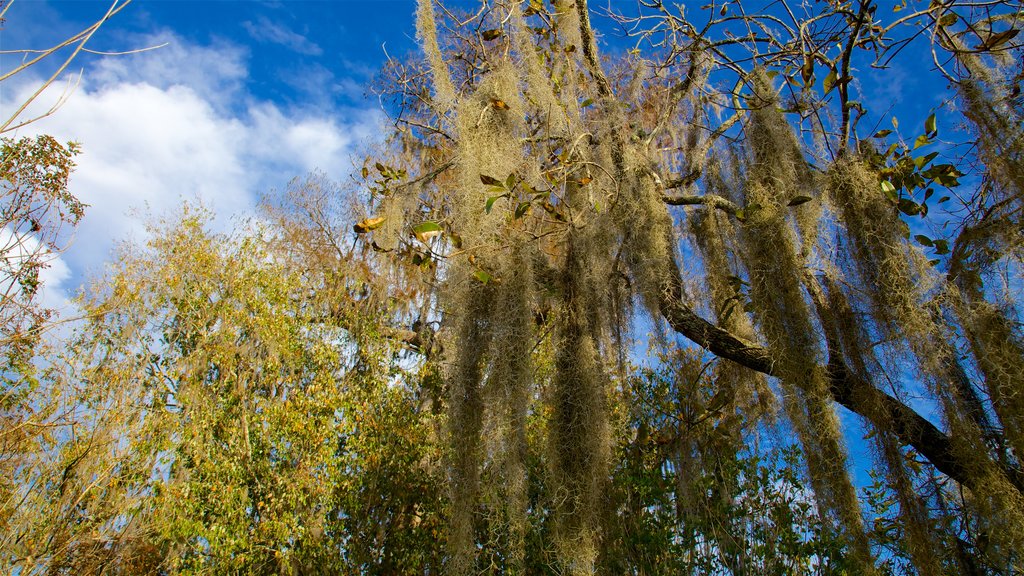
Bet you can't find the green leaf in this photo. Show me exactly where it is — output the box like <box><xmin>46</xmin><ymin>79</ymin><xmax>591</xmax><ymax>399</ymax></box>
<box><xmin>787</xmin><ymin>195</ymin><xmax>814</xmax><ymax>207</ymax></box>
<box><xmin>914</xmin><ymin>234</ymin><xmax>934</xmax><ymax>247</ymax></box>
<box><xmin>580</xmin><ymin>98</ymin><xmax>594</xmax><ymax>108</ymax></box>
<box><xmin>873</xmin><ymin>129</ymin><xmax>893</xmax><ymax>138</ymax></box>
<box><xmin>823</xmin><ymin>69</ymin><xmax>838</xmax><ymax>95</ymax></box>
<box><xmin>938</xmin><ymin>13</ymin><xmax>958</xmax><ymax>27</ymax></box>
<box><xmin>881</xmin><ymin>180</ymin><xmax>899</xmax><ymax>202</ymax></box>
<box><xmin>473</xmin><ymin>269</ymin><xmax>493</xmax><ymax>284</ymax></box>
<box><xmin>913</xmin><ymin>134</ymin><xmax>931</xmax><ymax>149</ymax></box>
<box><xmin>485</xmin><ymin>194</ymin><xmax>507</xmax><ymax>214</ymax></box>
<box><xmin>924</xmin><ymin>113</ymin><xmax>937</xmax><ymax>136</ymax></box>
<box><xmin>481</xmin><ymin>29</ymin><xmax>503</xmax><ymax>41</ymax></box>
<box><xmin>480</xmin><ymin>174</ymin><xmax>503</xmax><ymax>187</ymax></box>
<box><xmin>515</xmin><ymin>201</ymin><xmax>532</xmax><ymax>219</ymax></box>
<box><xmin>412</xmin><ymin>221</ymin><xmax>443</xmax><ymax>243</ymax></box>
<box><xmin>915</xmin><ymin>151</ymin><xmax>939</xmax><ymax>169</ymax></box>
<box><xmin>933</xmin><ymin>239</ymin><xmax>950</xmax><ymax>255</ymax></box>
<box><xmin>898</xmin><ymin>198</ymin><xmax>922</xmax><ymax>216</ymax></box>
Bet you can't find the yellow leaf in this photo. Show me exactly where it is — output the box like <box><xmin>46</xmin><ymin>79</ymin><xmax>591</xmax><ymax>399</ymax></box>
<box><xmin>353</xmin><ymin>216</ymin><xmax>386</xmax><ymax>233</ymax></box>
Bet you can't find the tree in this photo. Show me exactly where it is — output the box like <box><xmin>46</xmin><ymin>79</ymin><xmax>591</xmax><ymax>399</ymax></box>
<box><xmin>1</xmin><ymin>4</ymin><xmax>142</xmax><ymax>566</ymax></box>
<box><xmin>358</xmin><ymin>0</ymin><xmax>1024</xmax><ymax>572</ymax></box>
<box><xmin>1</xmin><ymin>194</ymin><xmax>447</xmax><ymax>575</ymax></box>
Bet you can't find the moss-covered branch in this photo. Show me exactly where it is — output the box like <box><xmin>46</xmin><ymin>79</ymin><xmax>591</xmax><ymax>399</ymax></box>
<box><xmin>656</xmin><ymin>255</ymin><xmax>1024</xmax><ymax>496</ymax></box>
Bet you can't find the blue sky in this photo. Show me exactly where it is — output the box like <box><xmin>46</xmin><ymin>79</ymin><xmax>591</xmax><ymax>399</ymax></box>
<box><xmin>1</xmin><ymin>0</ymin><xmax>424</xmax><ymax>313</ymax></box>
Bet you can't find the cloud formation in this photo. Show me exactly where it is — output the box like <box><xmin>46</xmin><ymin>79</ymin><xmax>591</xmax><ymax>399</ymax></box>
<box><xmin>243</xmin><ymin>16</ymin><xmax>323</xmax><ymax>56</ymax></box>
<box><xmin>2</xmin><ymin>31</ymin><xmax>380</xmax><ymax>319</ymax></box>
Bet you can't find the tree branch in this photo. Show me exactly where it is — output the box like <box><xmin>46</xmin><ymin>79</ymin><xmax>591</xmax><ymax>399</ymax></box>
<box><xmin>661</xmin><ymin>193</ymin><xmax>740</xmax><ymax>215</ymax></box>
<box><xmin>656</xmin><ymin>255</ymin><xmax>1024</xmax><ymax>495</ymax></box>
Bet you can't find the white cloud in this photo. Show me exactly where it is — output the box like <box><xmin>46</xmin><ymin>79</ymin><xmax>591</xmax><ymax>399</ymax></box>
<box><xmin>88</xmin><ymin>33</ymin><xmax>250</xmax><ymax>104</ymax></box>
<box><xmin>242</xmin><ymin>16</ymin><xmax>322</xmax><ymax>56</ymax></box>
<box><xmin>1</xmin><ymin>31</ymin><xmax>382</xmax><ymax>324</ymax></box>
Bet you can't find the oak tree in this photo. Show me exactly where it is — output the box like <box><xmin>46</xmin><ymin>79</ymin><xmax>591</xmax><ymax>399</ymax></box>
<box><xmin>359</xmin><ymin>0</ymin><xmax>1024</xmax><ymax>572</ymax></box>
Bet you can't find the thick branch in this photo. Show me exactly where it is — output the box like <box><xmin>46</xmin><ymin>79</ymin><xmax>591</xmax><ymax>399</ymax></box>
<box><xmin>657</xmin><ymin>256</ymin><xmax>1024</xmax><ymax>494</ymax></box>
<box><xmin>662</xmin><ymin>193</ymin><xmax>740</xmax><ymax>215</ymax></box>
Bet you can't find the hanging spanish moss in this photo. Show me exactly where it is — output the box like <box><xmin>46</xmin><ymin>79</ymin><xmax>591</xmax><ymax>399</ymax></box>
<box><xmin>445</xmin><ymin>279</ymin><xmax>493</xmax><ymax>575</ymax></box>
<box><xmin>690</xmin><ymin>202</ymin><xmax>774</xmax><ymax>422</ymax></box>
<box><xmin>735</xmin><ymin>76</ymin><xmax>873</xmax><ymax>570</ymax></box>
<box><xmin>821</xmin><ymin>152</ymin><xmax>1024</xmax><ymax>561</ymax></box>
<box><xmin>953</xmin><ymin>48</ymin><xmax>1024</xmax><ymax>204</ymax></box>
<box><xmin>879</xmin><ymin>431</ymin><xmax>945</xmax><ymax>575</ymax></box>
<box><xmin>549</xmin><ymin>235</ymin><xmax>610</xmax><ymax>576</ymax></box>
<box><xmin>825</xmin><ymin>157</ymin><xmax>933</xmax><ymax>343</ymax></box>
<box><xmin>811</xmin><ymin>270</ymin><xmax>946</xmax><ymax>574</ymax></box>
<box><xmin>958</xmin><ymin>297</ymin><xmax>1024</xmax><ymax>464</ymax></box>
<box><xmin>480</xmin><ymin>248</ymin><xmax>535</xmax><ymax>573</ymax></box>
<box><xmin>509</xmin><ymin>2</ymin><xmax>573</xmax><ymax>137</ymax></box>
<box><xmin>443</xmin><ymin>58</ymin><xmax>532</xmax><ymax>573</ymax></box>
<box><xmin>553</xmin><ymin>0</ymin><xmax>582</xmax><ymax>55</ymax></box>
<box><xmin>415</xmin><ymin>0</ymin><xmax>457</xmax><ymax>111</ymax></box>
<box><xmin>617</xmin><ymin>157</ymin><xmax>676</xmax><ymax>320</ymax></box>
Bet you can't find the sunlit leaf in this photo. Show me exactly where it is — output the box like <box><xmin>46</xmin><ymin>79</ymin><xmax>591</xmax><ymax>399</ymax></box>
<box><xmin>354</xmin><ymin>216</ymin><xmax>386</xmax><ymax>233</ymax></box>
<box><xmin>823</xmin><ymin>69</ymin><xmax>837</xmax><ymax>94</ymax></box>
<box><xmin>412</xmin><ymin>221</ymin><xmax>443</xmax><ymax>243</ymax></box>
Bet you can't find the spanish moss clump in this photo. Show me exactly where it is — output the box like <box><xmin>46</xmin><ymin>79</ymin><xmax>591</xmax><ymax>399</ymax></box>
<box><xmin>549</xmin><ymin>237</ymin><xmax>610</xmax><ymax>576</ymax></box>
<box><xmin>825</xmin><ymin>158</ymin><xmax>933</xmax><ymax>343</ymax></box>
<box><xmin>821</xmin><ymin>158</ymin><xmax>1021</xmax><ymax>543</ymax></box>
<box><xmin>690</xmin><ymin>205</ymin><xmax>774</xmax><ymax>421</ymax></box>
<box><xmin>945</xmin><ymin>406</ymin><xmax>1024</xmax><ymax>567</ymax></box>
<box><xmin>445</xmin><ymin>281</ymin><xmax>494</xmax><ymax>575</ymax></box>
<box><xmin>553</xmin><ymin>0</ymin><xmax>582</xmax><ymax>54</ymax></box>
<box><xmin>877</xmin><ymin>432</ymin><xmax>944</xmax><ymax>575</ymax></box>
<box><xmin>509</xmin><ymin>2</ymin><xmax>571</xmax><ymax>137</ymax></box>
<box><xmin>814</xmin><ymin>273</ymin><xmax>943</xmax><ymax>572</ymax></box>
<box><xmin>737</xmin><ymin>84</ymin><xmax>873</xmax><ymax>570</ymax></box>
<box><xmin>481</xmin><ymin>248</ymin><xmax>535</xmax><ymax>572</ymax></box>
<box><xmin>415</xmin><ymin>0</ymin><xmax>457</xmax><ymax>111</ymax></box>
<box><xmin>957</xmin><ymin>297</ymin><xmax>1024</xmax><ymax>462</ymax></box>
<box><xmin>452</xmin><ymin>60</ymin><xmax>526</xmax><ymax>240</ymax></box>
<box><xmin>617</xmin><ymin>157</ymin><xmax>676</xmax><ymax>319</ymax></box>
<box><xmin>955</xmin><ymin>53</ymin><xmax>1024</xmax><ymax>203</ymax></box>
<box><xmin>443</xmin><ymin>60</ymin><xmax>531</xmax><ymax>574</ymax></box>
